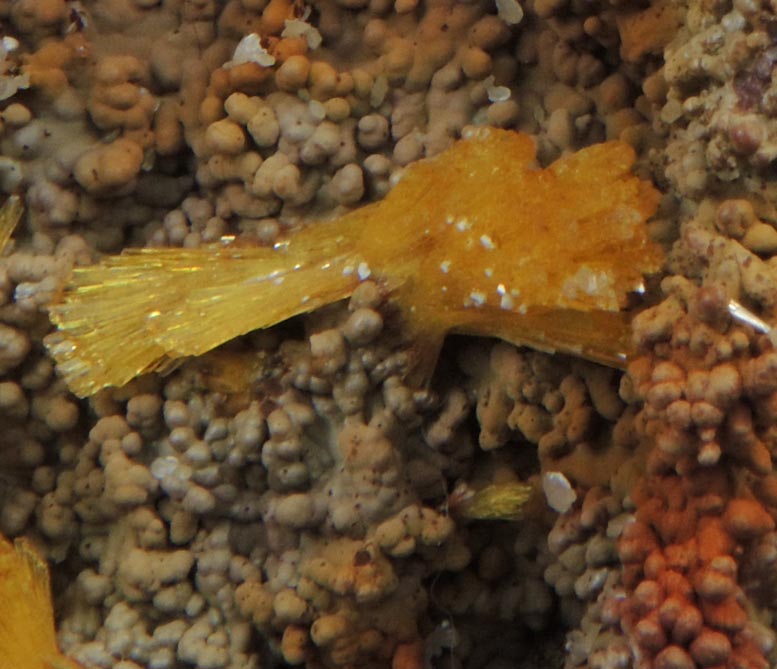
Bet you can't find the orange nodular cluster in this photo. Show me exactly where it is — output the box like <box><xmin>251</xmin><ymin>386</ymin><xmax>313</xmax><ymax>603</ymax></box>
<box><xmin>46</xmin><ymin>128</ymin><xmax>663</xmax><ymax>397</ymax></box>
<box><xmin>619</xmin><ymin>473</ymin><xmax>773</xmax><ymax>669</ymax></box>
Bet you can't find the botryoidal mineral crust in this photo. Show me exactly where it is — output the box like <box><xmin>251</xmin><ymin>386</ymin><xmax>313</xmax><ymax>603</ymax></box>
<box><xmin>4</xmin><ymin>1</ymin><xmax>777</xmax><ymax>669</ymax></box>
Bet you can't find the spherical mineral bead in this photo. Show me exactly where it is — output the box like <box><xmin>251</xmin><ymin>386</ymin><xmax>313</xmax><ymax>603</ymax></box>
<box><xmin>163</xmin><ymin>400</ymin><xmax>190</xmax><ymax>428</ymax></box>
<box><xmin>276</xmin><ymin>54</ymin><xmax>311</xmax><ymax>92</ymax></box>
<box><xmin>273</xmin><ymin>493</ymin><xmax>315</xmax><ymax>528</ymax></box>
<box><xmin>247</xmin><ymin>107</ymin><xmax>280</xmax><ymax>147</ymax></box>
<box><xmin>3</xmin><ymin>103</ymin><xmax>32</xmax><ymax>126</ymax></box>
<box><xmin>224</xmin><ymin>92</ymin><xmax>264</xmax><ymax>124</ymax></box>
<box><xmin>309</xmin><ymin>61</ymin><xmax>338</xmax><ymax>99</ymax></box>
<box><xmin>487</xmin><ymin>99</ymin><xmax>520</xmax><ymax>127</ymax></box>
<box><xmin>310</xmin><ymin>613</ymin><xmax>348</xmax><ymax>647</ymax></box>
<box><xmin>323</xmin><ymin>97</ymin><xmax>350</xmax><ymax>121</ymax></box>
<box><xmin>690</xmin><ymin>629</ymin><xmax>732</xmax><ymax>666</ymax></box>
<box><xmin>357</xmin><ymin>114</ymin><xmax>389</xmax><ymax>150</ymax></box>
<box><xmin>205</xmin><ymin>119</ymin><xmax>246</xmax><ymax>155</ymax></box>
<box><xmin>461</xmin><ymin>47</ymin><xmax>492</xmax><ymax>79</ymax></box>
<box><xmin>341</xmin><ymin>308</ymin><xmax>383</xmax><ymax>345</ymax></box>
<box><xmin>329</xmin><ymin>163</ymin><xmax>364</xmax><ymax>205</ymax></box>
<box><xmin>182</xmin><ymin>485</ymin><xmax>216</xmax><ymax>513</ymax></box>
<box><xmin>654</xmin><ymin>645</ymin><xmax>694</xmax><ymax>669</ymax></box>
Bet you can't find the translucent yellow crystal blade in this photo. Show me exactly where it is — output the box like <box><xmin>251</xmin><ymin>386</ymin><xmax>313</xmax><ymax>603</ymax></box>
<box><xmin>47</xmin><ymin>129</ymin><xmax>663</xmax><ymax>397</ymax></box>
<box><xmin>458</xmin><ymin>482</ymin><xmax>534</xmax><ymax>521</ymax></box>
<box><xmin>47</xmin><ymin>233</ymin><xmax>362</xmax><ymax>397</ymax></box>
<box><xmin>0</xmin><ymin>535</ymin><xmax>81</xmax><ymax>669</ymax></box>
<box><xmin>453</xmin><ymin>306</ymin><xmax>635</xmax><ymax>369</ymax></box>
<box><xmin>0</xmin><ymin>195</ymin><xmax>22</xmax><ymax>254</ymax></box>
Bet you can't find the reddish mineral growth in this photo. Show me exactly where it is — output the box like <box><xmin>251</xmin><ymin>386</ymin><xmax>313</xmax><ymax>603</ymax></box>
<box><xmin>46</xmin><ymin>128</ymin><xmax>663</xmax><ymax>397</ymax></box>
<box><xmin>0</xmin><ymin>534</ymin><xmax>83</xmax><ymax>669</ymax></box>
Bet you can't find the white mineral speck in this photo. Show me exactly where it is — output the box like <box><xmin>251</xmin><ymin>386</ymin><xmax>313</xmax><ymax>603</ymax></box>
<box><xmin>357</xmin><ymin>262</ymin><xmax>371</xmax><ymax>280</ymax></box>
<box><xmin>487</xmin><ymin>83</ymin><xmax>512</xmax><ymax>103</ymax></box>
<box><xmin>440</xmin><ymin>260</ymin><xmax>451</xmax><ymax>273</ymax></box>
<box><xmin>467</xmin><ymin>291</ymin><xmax>486</xmax><ymax>307</ymax></box>
<box><xmin>282</xmin><ymin>18</ymin><xmax>323</xmax><ymax>51</ymax></box>
<box><xmin>227</xmin><ymin>34</ymin><xmax>276</xmax><ymax>69</ymax></box>
<box><xmin>542</xmin><ymin>471</ymin><xmax>576</xmax><ymax>513</ymax></box>
<box><xmin>495</xmin><ymin>0</ymin><xmax>524</xmax><ymax>25</ymax></box>
<box><xmin>1</xmin><ymin>36</ymin><xmax>19</xmax><ymax>52</ymax></box>
<box><xmin>150</xmin><ymin>456</ymin><xmax>180</xmax><ymax>480</ymax></box>
<box><xmin>480</xmin><ymin>234</ymin><xmax>496</xmax><ymax>250</ymax></box>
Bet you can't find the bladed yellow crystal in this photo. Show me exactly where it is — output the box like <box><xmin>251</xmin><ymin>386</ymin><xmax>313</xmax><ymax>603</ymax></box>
<box><xmin>456</xmin><ymin>482</ymin><xmax>535</xmax><ymax>521</ymax></box>
<box><xmin>0</xmin><ymin>195</ymin><xmax>22</xmax><ymax>255</ymax></box>
<box><xmin>0</xmin><ymin>534</ymin><xmax>82</xmax><ymax>669</ymax></box>
<box><xmin>46</xmin><ymin>128</ymin><xmax>663</xmax><ymax>397</ymax></box>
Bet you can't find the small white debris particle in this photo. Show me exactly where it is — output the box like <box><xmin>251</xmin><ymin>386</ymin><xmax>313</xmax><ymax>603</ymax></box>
<box><xmin>273</xmin><ymin>277</ymin><xmax>284</xmax><ymax>285</ymax></box>
<box><xmin>542</xmin><ymin>471</ymin><xmax>576</xmax><ymax>513</ymax></box>
<box><xmin>0</xmin><ymin>73</ymin><xmax>29</xmax><ymax>101</ymax></box>
<box><xmin>484</xmin><ymin>268</ymin><xmax>493</xmax><ymax>278</ymax></box>
<box><xmin>2</xmin><ymin>36</ymin><xmax>20</xmax><ymax>52</ymax></box>
<box><xmin>480</xmin><ymin>234</ymin><xmax>496</xmax><ymax>250</ymax></box>
<box><xmin>729</xmin><ymin>299</ymin><xmax>771</xmax><ymax>334</ymax></box>
<box><xmin>500</xmin><ymin>293</ymin><xmax>514</xmax><ymax>310</ymax></box>
<box><xmin>226</xmin><ymin>33</ymin><xmax>276</xmax><ymax>69</ymax></box>
<box><xmin>445</xmin><ymin>215</ymin><xmax>454</xmax><ymax>225</ymax></box>
<box><xmin>456</xmin><ymin>218</ymin><xmax>471</xmax><ymax>232</ymax></box>
<box><xmin>495</xmin><ymin>0</ymin><xmax>524</xmax><ymax>25</ymax></box>
<box><xmin>487</xmin><ymin>86</ymin><xmax>512</xmax><ymax>103</ymax></box>
<box><xmin>518</xmin><ymin>304</ymin><xmax>527</xmax><ymax>314</ymax></box>
<box><xmin>357</xmin><ymin>262</ymin><xmax>371</xmax><ymax>280</ymax></box>
<box><xmin>282</xmin><ymin>17</ymin><xmax>323</xmax><ymax>51</ymax></box>
<box><xmin>466</xmin><ymin>291</ymin><xmax>486</xmax><ymax>307</ymax></box>
<box><xmin>485</xmin><ymin>76</ymin><xmax>512</xmax><ymax>103</ymax></box>
<box><xmin>301</xmin><ymin>295</ymin><xmax>310</xmax><ymax>304</ymax></box>
<box><xmin>342</xmin><ymin>265</ymin><xmax>354</xmax><ymax>276</ymax></box>
<box><xmin>496</xmin><ymin>284</ymin><xmax>506</xmax><ymax>295</ymax></box>
<box><xmin>440</xmin><ymin>260</ymin><xmax>451</xmax><ymax>273</ymax></box>
<box><xmin>562</xmin><ymin>265</ymin><xmax>618</xmax><ymax>308</ymax></box>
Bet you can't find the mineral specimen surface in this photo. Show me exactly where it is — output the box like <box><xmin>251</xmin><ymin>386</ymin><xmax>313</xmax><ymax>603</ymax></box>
<box><xmin>46</xmin><ymin>128</ymin><xmax>662</xmax><ymax>397</ymax></box>
<box><xmin>2</xmin><ymin>0</ymin><xmax>777</xmax><ymax>668</ymax></box>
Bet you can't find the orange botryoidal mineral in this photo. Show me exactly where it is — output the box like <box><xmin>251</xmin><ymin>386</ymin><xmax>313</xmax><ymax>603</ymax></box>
<box><xmin>46</xmin><ymin>128</ymin><xmax>663</xmax><ymax>397</ymax></box>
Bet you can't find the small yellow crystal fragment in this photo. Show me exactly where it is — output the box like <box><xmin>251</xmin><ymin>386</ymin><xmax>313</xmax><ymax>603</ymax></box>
<box><xmin>47</xmin><ymin>128</ymin><xmax>662</xmax><ymax>397</ymax></box>
<box><xmin>457</xmin><ymin>482</ymin><xmax>534</xmax><ymax>521</ymax></box>
<box><xmin>0</xmin><ymin>195</ymin><xmax>22</xmax><ymax>254</ymax></box>
<box><xmin>0</xmin><ymin>534</ymin><xmax>82</xmax><ymax>669</ymax></box>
